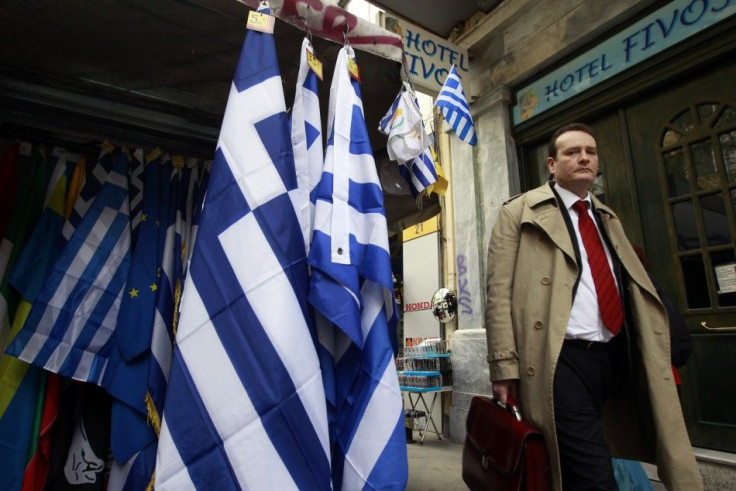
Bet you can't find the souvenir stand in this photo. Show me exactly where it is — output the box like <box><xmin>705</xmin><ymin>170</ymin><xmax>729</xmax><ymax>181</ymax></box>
<box><xmin>0</xmin><ymin>0</ymin><xmax>443</xmax><ymax>487</ymax></box>
<box><xmin>398</xmin><ymin>338</ymin><xmax>453</xmax><ymax>444</ymax></box>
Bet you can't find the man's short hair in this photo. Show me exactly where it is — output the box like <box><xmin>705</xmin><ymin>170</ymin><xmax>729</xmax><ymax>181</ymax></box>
<box><xmin>547</xmin><ymin>123</ymin><xmax>596</xmax><ymax>159</ymax></box>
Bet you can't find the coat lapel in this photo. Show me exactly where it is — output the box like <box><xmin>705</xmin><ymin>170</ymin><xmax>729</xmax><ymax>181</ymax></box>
<box><xmin>523</xmin><ymin>184</ymin><xmax>577</xmax><ymax>264</ymax></box>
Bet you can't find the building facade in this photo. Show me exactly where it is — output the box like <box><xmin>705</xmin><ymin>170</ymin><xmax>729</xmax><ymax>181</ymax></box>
<box><xmin>448</xmin><ymin>0</ymin><xmax>736</xmax><ymax>486</ymax></box>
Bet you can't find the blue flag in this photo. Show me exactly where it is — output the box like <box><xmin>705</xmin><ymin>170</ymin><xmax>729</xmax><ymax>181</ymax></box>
<box><xmin>435</xmin><ymin>65</ymin><xmax>477</xmax><ymax>146</ymax></box>
<box><xmin>155</xmin><ymin>6</ymin><xmax>331</xmax><ymax>489</ymax></box>
<box><xmin>308</xmin><ymin>45</ymin><xmax>408</xmax><ymax>490</ymax></box>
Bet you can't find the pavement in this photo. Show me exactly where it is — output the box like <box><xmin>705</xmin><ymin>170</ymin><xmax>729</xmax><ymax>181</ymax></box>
<box><xmin>405</xmin><ymin>430</ymin><xmax>666</xmax><ymax>490</ymax></box>
<box><xmin>406</xmin><ymin>431</ymin><xmax>468</xmax><ymax>491</ymax></box>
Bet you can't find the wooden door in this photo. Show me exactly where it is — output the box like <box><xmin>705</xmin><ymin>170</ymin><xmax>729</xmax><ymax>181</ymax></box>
<box><xmin>625</xmin><ymin>59</ymin><xmax>736</xmax><ymax>452</ymax></box>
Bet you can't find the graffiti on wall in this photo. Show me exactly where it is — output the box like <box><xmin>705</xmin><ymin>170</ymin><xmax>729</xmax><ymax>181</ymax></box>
<box><xmin>456</xmin><ymin>254</ymin><xmax>473</xmax><ymax>315</ymax></box>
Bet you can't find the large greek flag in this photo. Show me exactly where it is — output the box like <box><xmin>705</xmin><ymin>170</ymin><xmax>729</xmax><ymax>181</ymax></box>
<box><xmin>308</xmin><ymin>45</ymin><xmax>408</xmax><ymax>490</ymax></box>
<box><xmin>435</xmin><ymin>65</ymin><xmax>477</xmax><ymax>146</ymax></box>
<box><xmin>155</xmin><ymin>6</ymin><xmax>331</xmax><ymax>489</ymax></box>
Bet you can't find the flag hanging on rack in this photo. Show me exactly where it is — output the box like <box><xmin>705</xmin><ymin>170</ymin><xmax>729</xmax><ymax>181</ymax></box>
<box><xmin>308</xmin><ymin>45</ymin><xmax>408</xmax><ymax>491</ymax></box>
<box><xmin>378</xmin><ymin>86</ymin><xmax>427</xmax><ymax>164</ymax></box>
<box><xmin>128</xmin><ymin>149</ymin><xmax>145</xmax><ymax>244</ymax></box>
<box><xmin>6</xmin><ymin>150</ymin><xmax>131</xmax><ymax>385</ymax></box>
<box><xmin>379</xmin><ymin>87</ymin><xmax>446</xmax><ymax>197</ymax></box>
<box><xmin>290</xmin><ymin>37</ymin><xmax>324</xmax><ymax>252</ymax></box>
<box><xmin>435</xmin><ymin>65</ymin><xmax>477</xmax><ymax>146</ymax></box>
<box><xmin>155</xmin><ymin>5</ymin><xmax>331</xmax><ymax>489</ymax></box>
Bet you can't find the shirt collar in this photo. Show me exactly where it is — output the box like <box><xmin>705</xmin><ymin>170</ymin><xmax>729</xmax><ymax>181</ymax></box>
<box><xmin>554</xmin><ymin>182</ymin><xmax>591</xmax><ymax>212</ymax></box>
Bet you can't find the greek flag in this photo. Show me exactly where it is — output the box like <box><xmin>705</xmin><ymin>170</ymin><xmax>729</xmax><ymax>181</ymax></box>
<box><xmin>155</xmin><ymin>6</ymin><xmax>331</xmax><ymax>489</ymax></box>
<box><xmin>6</xmin><ymin>150</ymin><xmax>131</xmax><ymax>384</ymax></box>
<box><xmin>308</xmin><ymin>45</ymin><xmax>408</xmax><ymax>490</ymax></box>
<box><xmin>290</xmin><ymin>37</ymin><xmax>324</xmax><ymax>251</ymax></box>
<box><xmin>61</xmin><ymin>145</ymin><xmax>116</xmax><ymax>242</ymax></box>
<box><xmin>435</xmin><ymin>65</ymin><xmax>477</xmax><ymax>146</ymax></box>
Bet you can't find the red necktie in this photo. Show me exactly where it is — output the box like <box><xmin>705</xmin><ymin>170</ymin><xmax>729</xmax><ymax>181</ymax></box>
<box><xmin>573</xmin><ymin>200</ymin><xmax>623</xmax><ymax>335</ymax></box>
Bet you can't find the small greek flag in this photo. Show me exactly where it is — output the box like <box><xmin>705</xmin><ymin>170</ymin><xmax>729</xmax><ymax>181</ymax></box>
<box><xmin>435</xmin><ymin>65</ymin><xmax>477</xmax><ymax>146</ymax></box>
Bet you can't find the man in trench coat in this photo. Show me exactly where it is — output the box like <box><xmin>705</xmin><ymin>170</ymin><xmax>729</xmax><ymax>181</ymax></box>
<box><xmin>485</xmin><ymin>123</ymin><xmax>702</xmax><ymax>490</ymax></box>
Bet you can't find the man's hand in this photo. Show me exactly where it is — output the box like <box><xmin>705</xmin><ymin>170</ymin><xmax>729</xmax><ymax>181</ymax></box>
<box><xmin>492</xmin><ymin>379</ymin><xmax>519</xmax><ymax>405</ymax></box>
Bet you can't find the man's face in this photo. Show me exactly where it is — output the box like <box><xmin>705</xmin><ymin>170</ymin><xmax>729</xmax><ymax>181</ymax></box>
<box><xmin>546</xmin><ymin>130</ymin><xmax>598</xmax><ymax>198</ymax></box>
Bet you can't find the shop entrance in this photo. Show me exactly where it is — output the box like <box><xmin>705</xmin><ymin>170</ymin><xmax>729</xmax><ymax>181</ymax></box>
<box><xmin>625</xmin><ymin>58</ymin><xmax>736</xmax><ymax>453</ymax></box>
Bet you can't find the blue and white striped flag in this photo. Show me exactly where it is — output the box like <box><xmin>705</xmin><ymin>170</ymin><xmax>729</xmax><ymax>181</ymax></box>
<box><xmin>6</xmin><ymin>150</ymin><xmax>131</xmax><ymax>384</ymax></box>
<box><xmin>308</xmin><ymin>45</ymin><xmax>408</xmax><ymax>490</ymax></box>
<box><xmin>290</xmin><ymin>37</ymin><xmax>324</xmax><ymax>252</ymax></box>
<box><xmin>435</xmin><ymin>65</ymin><xmax>477</xmax><ymax>146</ymax></box>
<box><xmin>61</xmin><ymin>144</ymin><xmax>117</xmax><ymax>243</ymax></box>
<box><xmin>399</xmin><ymin>145</ymin><xmax>440</xmax><ymax>197</ymax></box>
<box><xmin>129</xmin><ymin>149</ymin><xmax>145</xmax><ymax>244</ymax></box>
<box><xmin>155</xmin><ymin>5</ymin><xmax>331</xmax><ymax>489</ymax></box>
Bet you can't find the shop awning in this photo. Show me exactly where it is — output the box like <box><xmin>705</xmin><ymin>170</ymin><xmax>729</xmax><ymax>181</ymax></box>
<box><xmin>0</xmin><ymin>0</ymin><xmax>439</xmax><ymax>233</ymax></box>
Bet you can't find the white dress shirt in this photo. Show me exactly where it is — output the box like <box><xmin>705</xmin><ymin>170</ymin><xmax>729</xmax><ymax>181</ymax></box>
<box><xmin>554</xmin><ymin>183</ymin><xmax>618</xmax><ymax>342</ymax></box>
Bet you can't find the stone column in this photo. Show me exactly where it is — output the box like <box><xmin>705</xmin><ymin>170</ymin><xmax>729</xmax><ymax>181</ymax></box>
<box><xmin>449</xmin><ymin>85</ymin><xmax>519</xmax><ymax>442</ymax></box>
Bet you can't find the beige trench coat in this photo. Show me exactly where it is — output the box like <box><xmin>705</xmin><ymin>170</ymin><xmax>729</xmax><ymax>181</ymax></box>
<box><xmin>484</xmin><ymin>183</ymin><xmax>702</xmax><ymax>490</ymax></box>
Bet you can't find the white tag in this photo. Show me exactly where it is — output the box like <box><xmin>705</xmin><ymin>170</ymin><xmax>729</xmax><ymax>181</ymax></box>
<box><xmin>19</xmin><ymin>141</ymin><xmax>32</xmax><ymax>157</ymax></box>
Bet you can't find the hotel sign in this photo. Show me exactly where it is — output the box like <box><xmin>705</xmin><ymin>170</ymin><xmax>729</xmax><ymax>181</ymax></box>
<box><xmin>381</xmin><ymin>14</ymin><xmax>470</xmax><ymax>94</ymax></box>
<box><xmin>513</xmin><ymin>0</ymin><xmax>736</xmax><ymax>124</ymax></box>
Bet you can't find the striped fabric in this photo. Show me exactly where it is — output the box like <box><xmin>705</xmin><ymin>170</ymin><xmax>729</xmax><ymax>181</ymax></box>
<box><xmin>435</xmin><ymin>65</ymin><xmax>477</xmax><ymax>146</ymax></box>
<box><xmin>61</xmin><ymin>146</ymin><xmax>116</xmax><ymax>243</ymax></box>
<box><xmin>290</xmin><ymin>37</ymin><xmax>324</xmax><ymax>252</ymax></box>
<box><xmin>399</xmin><ymin>145</ymin><xmax>440</xmax><ymax>198</ymax></box>
<box><xmin>6</xmin><ymin>151</ymin><xmax>131</xmax><ymax>385</ymax></box>
<box><xmin>308</xmin><ymin>45</ymin><xmax>408</xmax><ymax>490</ymax></box>
<box><xmin>155</xmin><ymin>5</ymin><xmax>331</xmax><ymax>489</ymax></box>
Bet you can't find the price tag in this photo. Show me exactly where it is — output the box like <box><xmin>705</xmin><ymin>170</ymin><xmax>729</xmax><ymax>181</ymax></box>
<box><xmin>348</xmin><ymin>57</ymin><xmax>360</xmax><ymax>82</ymax></box>
<box><xmin>247</xmin><ymin>10</ymin><xmax>274</xmax><ymax>34</ymax></box>
<box><xmin>172</xmin><ymin>156</ymin><xmax>185</xmax><ymax>168</ymax></box>
<box><xmin>146</xmin><ymin>148</ymin><xmax>163</xmax><ymax>163</ymax></box>
<box><xmin>306</xmin><ymin>50</ymin><xmax>323</xmax><ymax>81</ymax></box>
<box><xmin>101</xmin><ymin>141</ymin><xmax>115</xmax><ymax>154</ymax></box>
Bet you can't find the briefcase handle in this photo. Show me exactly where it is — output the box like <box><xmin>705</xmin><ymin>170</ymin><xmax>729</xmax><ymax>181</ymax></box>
<box><xmin>495</xmin><ymin>394</ymin><xmax>522</xmax><ymax>422</ymax></box>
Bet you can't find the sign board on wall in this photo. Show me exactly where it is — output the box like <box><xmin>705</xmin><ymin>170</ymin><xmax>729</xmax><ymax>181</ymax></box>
<box><xmin>512</xmin><ymin>0</ymin><xmax>736</xmax><ymax>124</ymax></box>
<box><xmin>380</xmin><ymin>14</ymin><xmax>470</xmax><ymax>95</ymax></box>
<box><xmin>402</xmin><ymin>215</ymin><xmax>439</xmax><ymax>242</ymax></box>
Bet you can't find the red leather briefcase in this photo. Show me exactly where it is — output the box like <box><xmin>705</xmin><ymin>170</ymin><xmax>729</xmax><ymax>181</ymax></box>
<box><xmin>462</xmin><ymin>395</ymin><xmax>552</xmax><ymax>491</ymax></box>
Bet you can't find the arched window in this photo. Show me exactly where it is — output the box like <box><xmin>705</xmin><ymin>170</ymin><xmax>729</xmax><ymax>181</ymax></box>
<box><xmin>658</xmin><ymin>103</ymin><xmax>736</xmax><ymax>309</ymax></box>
